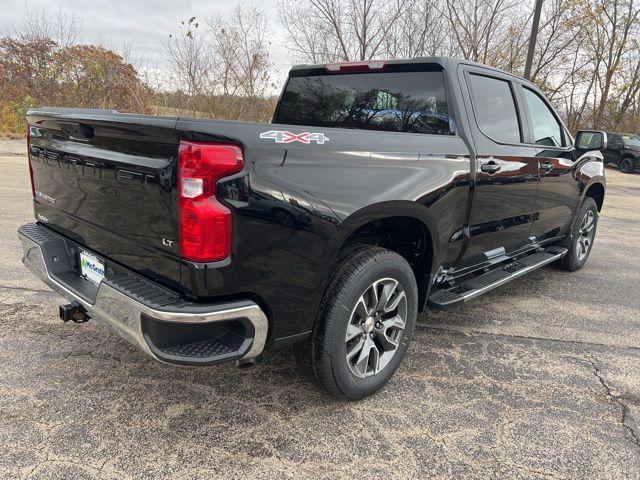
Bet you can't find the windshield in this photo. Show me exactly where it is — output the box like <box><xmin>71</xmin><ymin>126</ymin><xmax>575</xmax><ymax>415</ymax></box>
<box><xmin>274</xmin><ymin>71</ymin><xmax>451</xmax><ymax>135</ymax></box>
<box><xmin>623</xmin><ymin>134</ymin><xmax>640</xmax><ymax>148</ymax></box>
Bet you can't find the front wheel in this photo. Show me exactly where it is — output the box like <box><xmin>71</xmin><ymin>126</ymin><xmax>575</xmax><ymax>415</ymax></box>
<box><xmin>299</xmin><ymin>246</ymin><xmax>418</xmax><ymax>399</ymax></box>
<box><xmin>620</xmin><ymin>157</ymin><xmax>635</xmax><ymax>174</ymax></box>
<box><xmin>557</xmin><ymin>197</ymin><xmax>599</xmax><ymax>271</ymax></box>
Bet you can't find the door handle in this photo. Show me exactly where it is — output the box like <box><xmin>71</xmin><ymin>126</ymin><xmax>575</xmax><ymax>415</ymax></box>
<box><xmin>540</xmin><ymin>162</ymin><xmax>554</xmax><ymax>173</ymax></box>
<box><xmin>480</xmin><ymin>161</ymin><xmax>501</xmax><ymax>174</ymax></box>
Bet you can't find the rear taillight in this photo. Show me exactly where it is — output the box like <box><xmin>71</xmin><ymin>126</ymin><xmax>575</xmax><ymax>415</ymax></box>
<box><xmin>26</xmin><ymin>126</ymin><xmax>35</xmax><ymax>197</ymax></box>
<box><xmin>178</xmin><ymin>141</ymin><xmax>244</xmax><ymax>262</ymax></box>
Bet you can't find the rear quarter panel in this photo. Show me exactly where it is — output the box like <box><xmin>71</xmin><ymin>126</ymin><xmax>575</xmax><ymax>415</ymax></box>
<box><xmin>177</xmin><ymin>119</ymin><xmax>471</xmax><ymax>340</ymax></box>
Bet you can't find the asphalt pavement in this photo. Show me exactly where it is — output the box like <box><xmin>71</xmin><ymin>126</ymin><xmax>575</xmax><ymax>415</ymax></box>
<box><xmin>1</xmin><ymin>138</ymin><xmax>638</xmax><ymax>479</ymax></box>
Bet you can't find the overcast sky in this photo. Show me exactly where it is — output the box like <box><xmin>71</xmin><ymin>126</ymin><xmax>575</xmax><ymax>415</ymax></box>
<box><xmin>0</xmin><ymin>0</ymin><xmax>291</xmax><ymax>83</ymax></box>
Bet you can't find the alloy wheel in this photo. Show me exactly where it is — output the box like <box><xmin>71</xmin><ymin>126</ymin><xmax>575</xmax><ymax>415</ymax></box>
<box><xmin>344</xmin><ymin>278</ymin><xmax>407</xmax><ymax>378</ymax></box>
<box><xmin>576</xmin><ymin>210</ymin><xmax>596</xmax><ymax>261</ymax></box>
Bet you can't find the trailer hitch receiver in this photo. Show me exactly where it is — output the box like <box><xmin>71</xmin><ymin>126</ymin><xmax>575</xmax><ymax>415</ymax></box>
<box><xmin>59</xmin><ymin>301</ymin><xmax>90</xmax><ymax>323</ymax></box>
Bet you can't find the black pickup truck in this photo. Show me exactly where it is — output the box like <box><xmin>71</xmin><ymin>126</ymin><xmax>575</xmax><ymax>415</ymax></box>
<box><xmin>20</xmin><ymin>58</ymin><xmax>606</xmax><ymax>399</ymax></box>
<box><xmin>597</xmin><ymin>132</ymin><xmax>640</xmax><ymax>173</ymax></box>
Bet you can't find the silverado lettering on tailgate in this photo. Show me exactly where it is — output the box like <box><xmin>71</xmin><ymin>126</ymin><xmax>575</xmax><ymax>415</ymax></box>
<box><xmin>29</xmin><ymin>146</ymin><xmax>159</xmax><ymax>188</ymax></box>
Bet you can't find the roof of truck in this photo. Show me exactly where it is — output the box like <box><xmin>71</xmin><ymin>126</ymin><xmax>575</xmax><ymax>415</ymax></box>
<box><xmin>289</xmin><ymin>56</ymin><xmax>529</xmax><ymax>84</ymax></box>
<box><xmin>290</xmin><ymin>56</ymin><xmax>452</xmax><ymax>70</ymax></box>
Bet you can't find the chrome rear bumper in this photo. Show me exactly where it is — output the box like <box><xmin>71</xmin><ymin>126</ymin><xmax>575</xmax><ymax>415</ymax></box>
<box><xmin>19</xmin><ymin>223</ymin><xmax>268</xmax><ymax>365</ymax></box>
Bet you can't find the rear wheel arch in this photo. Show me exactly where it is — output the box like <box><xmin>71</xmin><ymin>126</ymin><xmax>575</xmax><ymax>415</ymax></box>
<box><xmin>327</xmin><ymin>202</ymin><xmax>440</xmax><ymax>312</ymax></box>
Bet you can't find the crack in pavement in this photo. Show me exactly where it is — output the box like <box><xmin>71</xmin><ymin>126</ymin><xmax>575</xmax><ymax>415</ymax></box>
<box><xmin>0</xmin><ymin>283</ymin><xmax>53</xmax><ymax>294</ymax></box>
<box><xmin>585</xmin><ymin>354</ymin><xmax>640</xmax><ymax>450</ymax></box>
<box><xmin>417</xmin><ymin>324</ymin><xmax>640</xmax><ymax>353</ymax></box>
<box><xmin>490</xmin><ymin>459</ymin><xmax>567</xmax><ymax>480</ymax></box>
<box><xmin>417</xmin><ymin>324</ymin><xmax>640</xmax><ymax>458</ymax></box>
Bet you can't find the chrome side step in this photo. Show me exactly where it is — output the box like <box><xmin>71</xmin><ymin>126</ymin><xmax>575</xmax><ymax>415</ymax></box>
<box><xmin>428</xmin><ymin>247</ymin><xmax>567</xmax><ymax>309</ymax></box>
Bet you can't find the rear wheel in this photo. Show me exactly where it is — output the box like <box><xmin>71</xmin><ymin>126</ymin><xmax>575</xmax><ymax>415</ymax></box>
<box><xmin>298</xmin><ymin>246</ymin><xmax>418</xmax><ymax>399</ymax></box>
<box><xmin>620</xmin><ymin>157</ymin><xmax>635</xmax><ymax>174</ymax></box>
<box><xmin>557</xmin><ymin>197</ymin><xmax>598</xmax><ymax>271</ymax></box>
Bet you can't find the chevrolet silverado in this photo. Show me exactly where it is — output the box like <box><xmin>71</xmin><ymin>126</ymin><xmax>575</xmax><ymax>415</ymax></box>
<box><xmin>19</xmin><ymin>58</ymin><xmax>607</xmax><ymax>399</ymax></box>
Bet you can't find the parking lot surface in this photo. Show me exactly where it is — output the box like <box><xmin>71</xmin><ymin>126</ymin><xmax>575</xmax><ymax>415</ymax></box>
<box><xmin>1</xmin><ymin>138</ymin><xmax>639</xmax><ymax>479</ymax></box>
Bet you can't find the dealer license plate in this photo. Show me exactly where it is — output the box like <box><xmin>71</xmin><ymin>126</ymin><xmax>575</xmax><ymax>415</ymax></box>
<box><xmin>79</xmin><ymin>250</ymin><xmax>105</xmax><ymax>285</ymax></box>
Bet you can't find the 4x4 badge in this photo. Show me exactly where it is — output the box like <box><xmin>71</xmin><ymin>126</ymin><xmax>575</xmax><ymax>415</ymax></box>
<box><xmin>260</xmin><ymin>130</ymin><xmax>329</xmax><ymax>144</ymax></box>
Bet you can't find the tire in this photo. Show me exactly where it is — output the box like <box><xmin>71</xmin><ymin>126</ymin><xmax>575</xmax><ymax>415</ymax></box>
<box><xmin>620</xmin><ymin>157</ymin><xmax>635</xmax><ymax>174</ymax></box>
<box><xmin>557</xmin><ymin>197</ymin><xmax>599</xmax><ymax>271</ymax></box>
<box><xmin>298</xmin><ymin>246</ymin><xmax>418</xmax><ymax>399</ymax></box>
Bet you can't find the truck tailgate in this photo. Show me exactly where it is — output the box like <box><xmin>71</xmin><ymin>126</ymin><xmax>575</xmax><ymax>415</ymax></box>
<box><xmin>26</xmin><ymin>109</ymin><xmax>182</xmax><ymax>288</ymax></box>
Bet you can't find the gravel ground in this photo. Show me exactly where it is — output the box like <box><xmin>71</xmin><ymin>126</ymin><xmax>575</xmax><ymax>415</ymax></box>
<box><xmin>1</xmin><ymin>138</ymin><xmax>639</xmax><ymax>479</ymax></box>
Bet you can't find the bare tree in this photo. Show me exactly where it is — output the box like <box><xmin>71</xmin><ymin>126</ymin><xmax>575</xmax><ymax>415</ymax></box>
<box><xmin>7</xmin><ymin>0</ymin><xmax>639</xmax><ymax>132</ymax></box>
<box><xmin>443</xmin><ymin>0</ymin><xmax>528</xmax><ymax>68</ymax></box>
<box><xmin>163</xmin><ymin>17</ymin><xmax>212</xmax><ymax>115</ymax></box>
<box><xmin>383</xmin><ymin>0</ymin><xmax>450</xmax><ymax>58</ymax></box>
<box><xmin>16</xmin><ymin>5</ymin><xmax>82</xmax><ymax>47</ymax></box>
<box><xmin>527</xmin><ymin>0</ymin><xmax>584</xmax><ymax>85</ymax></box>
<box><xmin>277</xmin><ymin>0</ymin><xmax>640</xmax><ymax>132</ymax></box>
<box><xmin>279</xmin><ymin>0</ymin><xmax>409</xmax><ymax>62</ymax></box>
<box><xmin>584</xmin><ymin>0</ymin><xmax>640</xmax><ymax>128</ymax></box>
<box><xmin>162</xmin><ymin>5</ymin><xmax>275</xmax><ymax>121</ymax></box>
<box><xmin>210</xmin><ymin>5</ymin><xmax>272</xmax><ymax>98</ymax></box>
<box><xmin>610</xmin><ymin>44</ymin><xmax>640</xmax><ymax>129</ymax></box>
<box><xmin>208</xmin><ymin>5</ymin><xmax>274</xmax><ymax>119</ymax></box>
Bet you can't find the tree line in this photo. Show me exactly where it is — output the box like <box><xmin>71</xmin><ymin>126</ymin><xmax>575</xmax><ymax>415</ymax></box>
<box><xmin>1</xmin><ymin>1</ymin><xmax>638</xmax><ymax>135</ymax></box>
<box><xmin>279</xmin><ymin>0</ymin><xmax>640</xmax><ymax>133</ymax></box>
<box><xmin>0</xmin><ymin>8</ymin><xmax>152</xmax><ymax>134</ymax></box>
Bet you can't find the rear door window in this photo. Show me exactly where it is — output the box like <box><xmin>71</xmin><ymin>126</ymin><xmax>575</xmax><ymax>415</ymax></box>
<box><xmin>468</xmin><ymin>74</ymin><xmax>521</xmax><ymax>144</ymax></box>
<box><xmin>274</xmin><ymin>71</ymin><xmax>451</xmax><ymax>135</ymax></box>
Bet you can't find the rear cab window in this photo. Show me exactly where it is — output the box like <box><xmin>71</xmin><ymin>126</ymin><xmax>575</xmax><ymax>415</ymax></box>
<box><xmin>274</xmin><ymin>68</ymin><xmax>451</xmax><ymax>135</ymax></box>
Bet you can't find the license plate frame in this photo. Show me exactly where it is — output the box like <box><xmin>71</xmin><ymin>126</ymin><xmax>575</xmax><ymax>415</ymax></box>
<box><xmin>79</xmin><ymin>250</ymin><xmax>105</xmax><ymax>285</ymax></box>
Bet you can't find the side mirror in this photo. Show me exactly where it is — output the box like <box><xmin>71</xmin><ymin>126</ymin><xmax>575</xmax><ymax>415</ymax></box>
<box><xmin>575</xmin><ymin>131</ymin><xmax>608</xmax><ymax>150</ymax></box>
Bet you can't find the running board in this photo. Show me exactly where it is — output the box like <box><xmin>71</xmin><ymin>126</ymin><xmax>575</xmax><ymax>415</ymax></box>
<box><xmin>428</xmin><ymin>247</ymin><xmax>567</xmax><ymax>309</ymax></box>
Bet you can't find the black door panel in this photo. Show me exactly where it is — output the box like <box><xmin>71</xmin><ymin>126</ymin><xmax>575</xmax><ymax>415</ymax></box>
<box><xmin>518</xmin><ymin>86</ymin><xmax>580</xmax><ymax>241</ymax></box>
<box><xmin>531</xmin><ymin>151</ymin><xmax>580</xmax><ymax>240</ymax></box>
<box><xmin>465</xmin><ymin>154</ymin><xmax>539</xmax><ymax>262</ymax></box>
